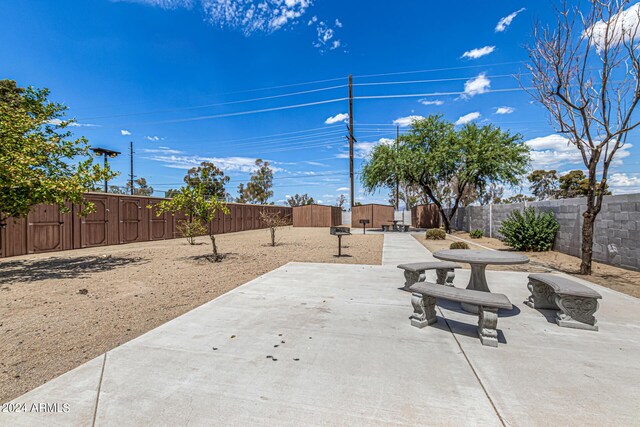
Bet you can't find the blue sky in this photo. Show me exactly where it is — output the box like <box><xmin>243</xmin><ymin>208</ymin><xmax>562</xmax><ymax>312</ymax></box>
<box><xmin>2</xmin><ymin>0</ymin><xmax>640</xmax><ymax>205</ymax></box>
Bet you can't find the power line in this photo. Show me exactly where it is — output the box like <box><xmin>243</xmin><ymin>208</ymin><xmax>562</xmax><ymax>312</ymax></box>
<box><xmin>79</xmin><ymin>84</ymin><xmax>348</xmax><ymax>121</ymax></box>
<box><xmin>352</xmin><ymin>61</ymin><xmax>524</xmax><ymax>79</ymax></box>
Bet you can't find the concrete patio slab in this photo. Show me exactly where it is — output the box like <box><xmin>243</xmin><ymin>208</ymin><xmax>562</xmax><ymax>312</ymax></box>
<box><xmin>3</xmin><ymin>233</ymin><xmax>640</xmax><ymax>426</ymax></box>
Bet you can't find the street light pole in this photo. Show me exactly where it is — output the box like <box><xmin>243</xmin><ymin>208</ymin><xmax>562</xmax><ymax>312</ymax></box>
<box><xmin>91</xmin><ymin>148</ymin><xmax>121</xmax><ymax>193</ymax></box>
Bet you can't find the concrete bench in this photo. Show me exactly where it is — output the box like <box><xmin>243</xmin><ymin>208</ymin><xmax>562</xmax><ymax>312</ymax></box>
<box><xmin>526</xmin><ymin>273</ymin><xmax>602</xmax><ymax>331</ymax></box>
<box><xmin>409</xmin><ymin>282</ymin><xmax>512</xmax><ymax>347</ymax></box>
<box><xmin>397</xmin><ymin>262</ymin><xmax>461</xmax><ymax>290</ymax></box>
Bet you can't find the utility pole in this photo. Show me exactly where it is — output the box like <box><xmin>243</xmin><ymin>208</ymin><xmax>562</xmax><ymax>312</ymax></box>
<box><xmin>129</xmin><ymin>141</ymin><xmax>135</xmax><ymax>196</ymax></box>
<box><xmin>349</xmin><ymin>74</ymin><xmax>354</xmax><ymax>208</ymax></box>
<box><xmin>395</xmin><ymin>125</ymin><xmax>400</xmax><ymax>211</ymax></box>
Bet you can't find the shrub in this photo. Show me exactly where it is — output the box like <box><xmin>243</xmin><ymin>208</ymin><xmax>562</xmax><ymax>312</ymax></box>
<box><xmin>470</xmin><ymin>229</ymin><xmax>484</xmax><ymax>239</ymax></box>
<box><xmin>498</xmin><ymin>207</ymin><xmax>560</xmax><ymax>252</ymax></box>
<box><xmin>425</xmin><ymin>228</ymin><xmax>446</xmax><ymax>240</ymax></box>
<box><xmin>176</xmin><ymin>220</ymin><xmax>207</xmax><ymax>245</ymax></box>
<box><xmin>450</xmin><ymin>241</ymin><xmax>469</xmax><ymax>249</ymax></box>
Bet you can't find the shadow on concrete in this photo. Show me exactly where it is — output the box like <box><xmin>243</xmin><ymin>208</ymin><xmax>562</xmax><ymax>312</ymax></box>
<box><xmin>432</xmin><ymin>317</ymin><xmax>508</xmax><ymax>345</ymax></box>
<box><xmin>0</xmin><ymin>255</ymin><xmax>147</xmax><ymax>285</ymax></box>
<box><xmin>437</xmin><ymin>298</ymin><xmax>522</xmax><ymax>318</ymax></box>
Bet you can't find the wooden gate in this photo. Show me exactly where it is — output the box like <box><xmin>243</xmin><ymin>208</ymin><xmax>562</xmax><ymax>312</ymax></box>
<box><xmin>80</xmin><ymin>195</ymin><xmax>111</xmax><ymax>248</ymax></box>
<box><xmin>119</xmin><ymin>198</ymin><xmax>143</xmax><ymax>243</ymax></box>
<box><xmin>147</xmin><ymin>200</ymin><xmax>169</xmax><ymax>240</ymax></box>
<box><xmin>26</xmin><ymin>203</ymin><xmax>72</xmax><ymax>254</ymax></box>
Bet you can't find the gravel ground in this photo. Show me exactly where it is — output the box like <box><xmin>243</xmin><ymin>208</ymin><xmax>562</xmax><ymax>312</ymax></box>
<box><xmin>0</xmin><ymin>226</ymin><xmax>382</xmax><ymax>403</ymax></box>
<box><xmin>413</xmin><ymin>230</ymin><xmax>640</xmax><ymax>298</ymax></box>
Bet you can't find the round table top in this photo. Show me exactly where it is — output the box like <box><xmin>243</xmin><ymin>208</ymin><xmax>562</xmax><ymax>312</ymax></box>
<box><xmin>433</xmin><ymin>249</ymin><xmax>529</xmax><ymax>265</ymax></box>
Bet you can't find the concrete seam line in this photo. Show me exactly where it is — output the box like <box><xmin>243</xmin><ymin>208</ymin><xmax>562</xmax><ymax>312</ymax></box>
<box><xmin>436</xmin><ymin>306</ymin><xmax>506</xmax><ymax>427</ymax></box>
<box><xmin>92</xmin><ymin>353</ymin><xmax>108</xmax><ymax>427</ymax></box>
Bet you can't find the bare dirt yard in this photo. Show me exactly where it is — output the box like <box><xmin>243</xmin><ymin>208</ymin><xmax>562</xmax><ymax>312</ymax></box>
<box><xmin>0</xmin><ymin>227</ymin><xmax>382</xmax><ymax>403</ymax></box>
<box><xmin>413</xmin><ymin>231</ymin><xmax>640</xmax><ymax>299</ymax></box>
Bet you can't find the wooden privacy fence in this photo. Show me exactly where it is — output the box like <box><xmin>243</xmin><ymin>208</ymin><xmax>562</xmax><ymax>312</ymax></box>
<box><xmin>292</xmin><ymin>204</ymin><xmax>342</xmax><ymax>227</ymax></box>
<box><xmin>351</xmin><ymin>204</ymin><xmax>394</xmax><ymax>229</ymax></box>
<box><xmin>0</xmin><ymin>193</ymin><xmax>292</xmax><ymax>259</ymax></box>
<box><xmin>411</xmin><ymin>204</ymin><xmax>441</xmax><ymax>229</ymax></box>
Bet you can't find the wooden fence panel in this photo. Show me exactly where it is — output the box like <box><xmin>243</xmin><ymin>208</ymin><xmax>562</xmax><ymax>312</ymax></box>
<box><xmin>0</xmin><ymin>194</ymin><xmax>292</xmax><ymax>259</ymax></box>
<box><xmin>411</xmin><ymin>204</ymin><xmax>440</xmax><ymax>229</ymax></box>
<box><xmin>26</xmin><ymin>203</ymin><xmax>73</xmax><ymax>254</ymax></box>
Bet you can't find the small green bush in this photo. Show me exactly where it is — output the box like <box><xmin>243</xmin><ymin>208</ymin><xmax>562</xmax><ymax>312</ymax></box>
<box><xmin>470</xmin><ymin>229</ymin><xmax>484</xmax><ymax>239</ymax></box>
<box><xmin>450</xmin><ymin>241</ymin><xmax>469</xmax><ymax>249</ymax></box>
<box><xmin>425</xmin><ymin>228</ymin><xmax>446</xmax><ymax>240</ymax></box>
<box><xmin>498</xmin><ymin>207</ymin><xmax>559</xmax><ymax>252</ymax></box>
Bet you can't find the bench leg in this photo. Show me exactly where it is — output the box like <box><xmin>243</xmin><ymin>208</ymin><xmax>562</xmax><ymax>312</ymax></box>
<box><xmin>403</xmin><ymin>270</ymin><xmax>425</xmax><ymax>291</ymax></box>
<box><xmin>525</xmin><ymin>278</ymin><xmax>558</xmax><ymax>309</ymax></box>
<box><xmin>410</xmin><ymin>293</ymin><xmax>437</xmax><ymax>328</ymax></box>
<box><xmin>554</xmin><ymin>294</ymin><xmax>599</xmax><ymax>331</ymax></box>
<box><xmin>477</xmin><ymin>307</ymin><xmax>499</xmax><ymax>347</ymax></box>
<box><xmin>436</xmin><ymin>268</ymin><xmax>455</xmax><ymax>287</ymax></box>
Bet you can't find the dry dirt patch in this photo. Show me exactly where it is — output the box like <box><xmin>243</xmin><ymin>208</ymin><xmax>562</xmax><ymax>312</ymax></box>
<box><xmin>413</xmin><ymin>231</ymin><xmax>640</xmax><ymax>298</ymax></box>
<box><xmin>0</xmin><ymin>227</ymin><xmax>382</xmax><ymax>403</ymax></box>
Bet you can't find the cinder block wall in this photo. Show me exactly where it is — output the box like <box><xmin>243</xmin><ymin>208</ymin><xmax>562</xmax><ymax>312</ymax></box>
<box><xmin>449</xmin><ymin>194</ymin><xmax>640</xmax><ymax>271</ymax></box>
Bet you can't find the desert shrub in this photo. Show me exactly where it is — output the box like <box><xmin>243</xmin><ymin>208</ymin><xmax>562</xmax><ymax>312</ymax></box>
<box><xmin>176</xmin><ymin>220</ymin><xmax>207</xmax><ymax>245</ymax></box>
<box><xmin>425</xmin><ymin>228</ymin><xmax>446</xmax><ymax>240</ymax></box>
<box><xmin>450</xmin><ymin>241</ymin><xmax>469</xmax><ymax>249</ymax></box>
<box><xmin>470</xmin><ymin>229</ymin><xmax>484</xmax><ymax>239</ymax></box>
<box><xmin>498</xmin><ymin>207</ymin><xmax>559</xmax><ymax>252</ymax></box>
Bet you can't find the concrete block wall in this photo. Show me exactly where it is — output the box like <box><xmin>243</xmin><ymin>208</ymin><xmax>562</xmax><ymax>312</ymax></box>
<box><xmin>450</xmin><ymin>194</ymin><xmax>640</xmax><ymax>271</ymax></box>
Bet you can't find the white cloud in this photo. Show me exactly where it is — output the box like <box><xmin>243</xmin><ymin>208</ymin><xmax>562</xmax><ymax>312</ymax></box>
<box><xmin>461</xmin><ymin>45</ymin><xmax>495</xmax><ymax>59</ymax></box>
<box><xmin>590</xmin><ymin>3</ymin><xmax>640</xmax><ymax>52</ymax></box>
<box><xmin>393</xmin><ymin>115</ymin><xmax>425</xmax><ymax>127</ymax></box>
<box><xmin>139</xmin><ymin>147</ymin><xmax>182</xmax><ymax>154</ymax></box>
<box><xmin>307</xmin><ymin>15</ymin><xmax>317</xmax><ymax>25</ymax></box>
<box><xmin>145</xmin><ymin>135</ymin><xmax>163</xmax><ymax>141</ymax></box>
<box><xmin>336</xmin><ymin>187</ymin><xmax>349</xmax><ymax>191</ymax></box>
<box><xmin>45</xmin><ymin>119</ymin><xmax>99</xmax><ymax>127</ymax></box>
<box><xmin>495</xmin><ymin>8</ymin><xmax>526</xmax><ymax>32</ymax></box>
<box><xmin>524</xmin><ymin>134</ymin><xmax>632</xmax><ymax>170</ymax></box>
<box><xmin>337</xmin><ymin>137</ymin><xmax>394</xmax><ymax>159</ymax></box>
<box><xmin>147</xmin><ymin>154</ymin><xmax>284</xmax><ymax>172</ymax></box>
<box><xmin>418</xmin><ymin>99</ymin><xmax>444</xmax><ymax>106</ymax></box>
<box><xmin>608</xmin><ymin>173</ymin><xmax>640</xmax><ymax>194</ymax></box>
<box><xmin>455</xmin><ymin>112</ymin><xmax>481</xmax><ymax>125</ymax></box>
<box><xmin>121</xmin><ymin>129</ymin><xmax>132</xmax><ymax>135</ymax></box>
<box><xmin>462</xmin><ymin>73</ymin><xmax>491</xmax><ymax>98</ymax></box>
<box><xmin>325</xmin><ymin>112</ymin><xmax>349</xmax><ymax>124</ymax></box>
<box><xmin>313</xmin><ymin>19</ymin><xmax>343</xmax><ymax>52</ymax></box>
<box><xmin>118</xmin><ymin>0</ymin><xmax>312</xmax><ymax>34</ymax></box>
<box><xmin>495</xmin><ymin>106</ymin><xmax>515</xmax><ymax>115</ymax></box>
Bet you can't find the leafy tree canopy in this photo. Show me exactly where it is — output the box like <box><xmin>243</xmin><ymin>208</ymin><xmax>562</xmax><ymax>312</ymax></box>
<box><xmin>528</xmin><ymin>169</ymin><xmax>559</xmax><ymax>200</ymax></box>
<box><xmin>236</xmin><ymin>159</ymin><xmax>274</xmax><ymax>204</ymax></box>
<box><xmin>287</xmin><ymin>193</ymin><xmax>314</xmax><ymax>207</ymax></box>
<box><xmin>361</xmin><ymin>115</ymin><xmax>529</xmax><ymax>232</ymax></box>
<box><xmin>184</xmin><ymin>161</ymin><xmax>230</xmax><ymax>200</ymax></box>
<box><xmin>557</xmin><ymin>170</ymin><xmax>610</xmax><ymax>199</ymax></box>
<box><xmin>0</xmin><ymin>79</ymin><xmax>115</xmax><ymax>224</ymax></box>
<box><xmin>110</xmin><ymin>177</ymin><xmax>153</xmax><ymax>196</ymax></box>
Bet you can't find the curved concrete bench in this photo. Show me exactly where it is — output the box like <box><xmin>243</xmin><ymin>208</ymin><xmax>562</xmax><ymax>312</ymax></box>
<box><xmin>409</xmin><ymin>282</ymin><xmax>512</xmax><ymax>347</ymax></box>
<box><xmin>526</xmin><ymin>273</ymin><xmax>602</xmax><ymax>331</ymax></box>
<box><xmin>397</xmin><ymin>262</ymin><xmax>461</xmax><ymax>290</ymax></box>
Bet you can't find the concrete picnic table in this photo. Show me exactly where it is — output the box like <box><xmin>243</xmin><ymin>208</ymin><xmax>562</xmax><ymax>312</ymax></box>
<box><xmin>433</xmin><ymin>249</ymin><xmax>529</xmax><ymax>313</ymax></box>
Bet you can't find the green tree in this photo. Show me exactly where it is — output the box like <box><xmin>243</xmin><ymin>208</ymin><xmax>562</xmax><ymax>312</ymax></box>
<box><xmin>0</xmin><ymin>79</ymin><xmax>115</xmax><ymax>227</ymax></box>
<box><xmin>236</xmin><ymin>159</ymin><xmax>274</xmax><ymax>204</ymax></box>
<box><xmin>528</xmin><ymin>170</ymin><xmax>559</xmax><ymax>200</ymax></box>
<box><xmin>110</xmin><ymin>178</ymin><xmax>154</xmax><ymax>196</ymax></box>
<box><xmin>164</xmin><ymin>188</ymin><xmax>180</xmax><ymax>198</ymax></box>
<box><xmin>361</xmin><ymin>115</ymin><xmax>529</xmax><ymax>232</ymax></box>
<box><xmin>287</xmin><ymin>193</ymin><xmax>314</xmax><ymax>207</ymax></box>
<box><xmin>184</xmin><ymin>161</ymin><xmax>230</xmax><ymax>200</ymax></box>
<box><xmin>557</xmin><ymin>170</ymin><xmax>610</xmax><ymax>199</ymax></box>
<box><xmin>154</xmin><ymin>184</ymin><xmax>229</xmax><ymax>262</ymax></box>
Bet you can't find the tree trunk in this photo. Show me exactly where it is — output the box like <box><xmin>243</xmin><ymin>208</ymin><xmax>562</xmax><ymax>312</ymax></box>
<box><xmin>270</xmin><ymin>227</ymin><xmax>276</xmax><ymax>246</ymax></box>
<box><xmin>440</xmin><ymin>212</ymin><xmax>451</xmax><ymax>233</ymax></box>
<box><xmin>209</xmin><ymin>234</ymin><xmax>220</xmax><ymax>262</ymax></box>
<box><xmin>580</xmin><ymin>210</ymin><xmax>596</xmax><ymax>275</ymax></box>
